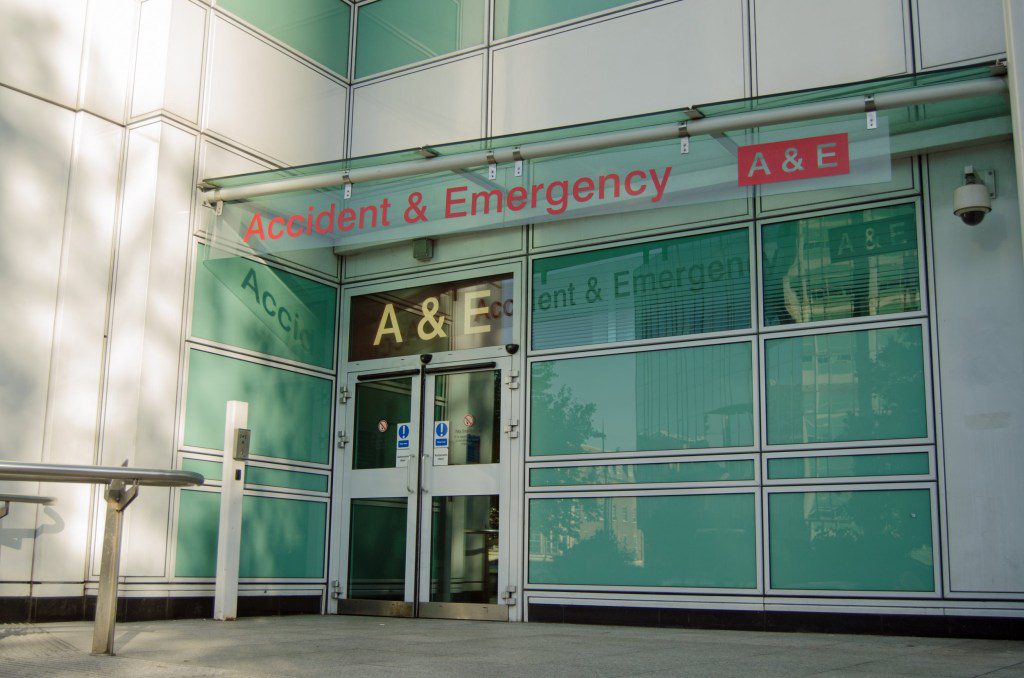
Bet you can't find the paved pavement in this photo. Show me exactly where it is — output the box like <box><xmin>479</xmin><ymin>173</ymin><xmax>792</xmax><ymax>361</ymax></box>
<box><xmin>1</xmin><ymin>614</ymin><xmax>1024</xmax><ymax>677</ymax></box>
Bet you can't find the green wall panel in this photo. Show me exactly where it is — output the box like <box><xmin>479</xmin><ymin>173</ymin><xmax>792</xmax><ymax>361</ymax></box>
<box><xmin>193</xmin><ymin>245</ymin><xmax>338</xmax><ymax>369</ymax></box>
<box><xmin>529</xmin><ymin>493</ymin><xmax>757</xmax><ymax>588</ymax></box>
<box><xmin>218</xmin><ymin>0</ymin><xmax>351</xmax><ymax>75</ymax></box>
<box><xmin>175</xmin><ymin>490</ymin><xmax>327</xmax><ymax>579</ymax></box>
<box><xmin>532</xmin><ymin>228</ymin><xmax>751</xmax><ymax>350</ymax></box>
<box><xmin>768</xmin><ymin>488</ymin><xmax>934</xmax><ymax>592</ymax></box>
<box><xmin>530</xmin><ymin>459</ymin><xmax>755</xmax><ymax>487</ymax></box>
<box><xmin>530</xmin><ymin>342</ymin><xmax>753</xmax><ymax>455</ymax></box>
<box><xmin>762</xmin><ymin>203</ymin><xmax>920</xmax><ymax>327</ymax></box>
<box><xmin>181</xmin><ymin>459</ymin><xmax>327</xmax><ymax>492</ymax></box>
<box><xmin>494</xmin><ymin>0</ymin><xmax>631</xmax><ymax>38</ymax></box>
<box><xmin>184</xmin><ymin>349</ymin><xmax>333</xmax><ymax>464</ymax></box>
<box><xmin>348</xmin><ymin>498</ymin><xmax>407</xmax><ymax>600</ymax></box>
<box><xmin>765</xmin><ymin>326</ymin><xmax>927</xmax><ymax>445</ymax></box>
<box><xmin>355</xmin><ymin>0</ymin><xmax>485</xmax><ymax>78</ymax></box>
<box><xmin>767</xmin><ymin>452</ymin><xmax>930</xmax><ymax>480</ymax></box>
<box><xmin>182</xmin><ymin>458</ymin><xmax>224</xmax><ymax>482</ymax></box>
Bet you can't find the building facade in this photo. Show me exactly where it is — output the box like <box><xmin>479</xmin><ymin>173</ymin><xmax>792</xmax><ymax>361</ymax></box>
<box><xmin>2</xmin><ymin>0</ymin><xmax>1024</xmax><ymax>635</ymax></box>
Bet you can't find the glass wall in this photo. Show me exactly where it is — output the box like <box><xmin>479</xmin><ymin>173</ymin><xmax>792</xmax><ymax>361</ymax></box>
<box><xmin>526</xmin><ymin>199</ymin><xmax>936</xmax><ymax>596</ymax></box>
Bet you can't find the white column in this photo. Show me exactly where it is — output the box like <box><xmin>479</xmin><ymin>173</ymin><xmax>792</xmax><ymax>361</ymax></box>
<box><xmin>1004</xmin><ymin>0</ymin><xmax>1024</xmax><ymax>268</ymax></box>
<box><xmin>214</xmin><ymin>400</ymin><xmax>248</xmax><ymax>621</ymax></box>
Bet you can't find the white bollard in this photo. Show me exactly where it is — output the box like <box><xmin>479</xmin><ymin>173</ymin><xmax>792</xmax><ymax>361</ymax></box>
<box><xmin>214</xmin><ymin>400</ymin><xmax>249</xmax><ymax>621</ymax></box>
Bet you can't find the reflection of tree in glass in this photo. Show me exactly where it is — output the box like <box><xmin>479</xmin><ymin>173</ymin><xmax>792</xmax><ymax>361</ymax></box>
<box><xmin>531</xmin><ymin>498</ymin><xmax>637</xmax><ymax>585</ymax></box>
<box><xmin>531</xmin><ymin>362</ymin><xmax>599</xmax><ymax>455</ymax></box>
<box><xmin>845</xmin><ymin>329</ymin><xmax>925</xmax><ymax>439</ymax></box>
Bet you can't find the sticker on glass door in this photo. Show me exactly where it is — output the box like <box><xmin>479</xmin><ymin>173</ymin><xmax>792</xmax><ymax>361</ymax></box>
<box><xmin>433</xmin><ymin>421</ymin><xmax>449</xmax><ymax>466</ymax></box>
<box><xmin>395</xmin><ymin>422</ymin><xmax>412</xmax><ymax>467</ymax></box>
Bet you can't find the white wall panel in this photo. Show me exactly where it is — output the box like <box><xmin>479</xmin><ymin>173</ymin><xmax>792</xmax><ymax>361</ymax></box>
<box><xmin>101</xmin><ymin>122</ymin><xmax>197</xmax><ymax>577</ymax></box>
<box><xmin>929</xmin><ymin>143</ymin><xmax>1024</xmax><ymax>594</ymax></box>
<box><xmin>131</xmin><ymin>0</ymin><xmax>207</xmax><ymax>123</ymax></box>
<box><xmin>351</xmin><ymin>55</ymin><xmax>485</xmax><ymax>156</ymax></box>
<box><xmin>199</xmin><ymin>141</ymin><xmax>340</xmax><ymax>277</ymax></box>
<box><xmin>754</xmin><ymin>0</ymin><xmax>909</xmax><ymax>95</ymax></box>
<box><xmin>0</xmin><ymin>88</ymin><xmax>76</xmax><ymax>581</ymax></box>
<box><xmin>80</xmin><ymin>0</ymin><xmax>139</xmax><ymax>122</ymax></box>
<box><xmin>491</xmin><ymin>0</ymin><xmax>746</xmax><ymax>136</ymax></box>
<box><xmin>0</xmin><ymin>0</ymin><xmax>87</xmax><ymax>107</ymax></box>
<box><xmin>32</xmin><ymin>113</ymin><xmax>124</xmax><ymax>583</ymax></box>
<box><xmin>205</xmin><ymin>16</ymin><xmax>347</xmax><ymax>165</ymax></box>
<box><xmin>915</xmin><ymin>0</ymin><xmax>1005</xmax><ymax>70</ymax></box>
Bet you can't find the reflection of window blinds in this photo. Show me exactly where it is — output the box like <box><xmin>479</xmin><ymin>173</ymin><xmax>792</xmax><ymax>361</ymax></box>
<box><xmin>762</xmin><ymin>203</ymin><xmax>920</xmax><ymax>327</ymax></box>
<box><xmin>531</xmin><ymin>228</ymin><xmax>751</xmax><ymax>350</ymax></box>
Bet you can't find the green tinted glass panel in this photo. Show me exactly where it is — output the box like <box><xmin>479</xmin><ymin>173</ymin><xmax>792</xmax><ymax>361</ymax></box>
<box><xmin>175</xmin><ymin>490</ymin><xmax>220</xmax><ymax>577</ymax></box>
<box><xmin>434</xmin><ymin>371</ymin><xmax>500</xmax><ymax>465</ymax></box>
<box><xmin>765</xmin><ymin>326</ymin><xmax>927</xmax><ymax>445</ymax></box>
<box><xmin>218</xmin><ymin>0</ymin><xmax>351</xmax><ymax>75</ymax></box>
<box><xmin>175</xmin><ymin>491</ymin><xmax>327</xmax><ymax>578</ymax></box>
<box><xmin>182</xmin><ymin>458</ymin><xmax>223</xmax><ymax>482</ymax></box>
<box><xmin>355</xmin><ymin>0</ymin><xmax>486</xmax><ymax>79</ymax></box>
<box><xmin>768</xmin><ymin>452</ymin><xmax>930</xmax><ymax>480</ymax></box>
<box><xmin>247</xmin><ymin>466</ymin><xmax>329</xmax><ymax>492</ymax></box>
<box><xmin>348</xmin><ymin>498</ymin><xmax>407</xmax><ymax>600</ymax></box>
<box><xmin>531</xmin><ymin>342</ymin><xmax>753</xmax><ymax>455</ymax></box>
<box><xmin>763</xmin><ymin>204</ymin><xmax>920</xmax><ymax>326</ymax></box>
<box><xmin>529</xmin><ymin>459</ymin><xmax>755</xmax><ymax>487</ymax></box>
<box><xmin>769</xmin><ymin>489</ymin><xmax>934</xmax><ymax>592</ymax></box>
<box><xmin>532</xmin><ymin>228</ymin><xmax>750</xmax><ymax>350</ymax></box>
<box><xmin>184</xmin><ymin>350</ymin><xmax>333</xmax><ymax>464</ymax></box>
<box><xmin>494</xmin><ymin>0</ymin><xmax>630</xmax><ymax>38</ymax></box>
<box><xmin>430</xmin><ymin>495</ymin><xmax>499</xmax><ymax>604</ymax></box>
<box><xmin>193</xmin><ymin>245</ymin><xmax>338</xmax><ymax>369</ymax></box>
<box><xmin>529</xmin><ymin>493</ymin><xmax>756</xmax><ymax>588</ymax></box>
<box><xmin>353</xmin><ymin>378</ymin><xmax>412</xmax><ymax>469</ymax></box>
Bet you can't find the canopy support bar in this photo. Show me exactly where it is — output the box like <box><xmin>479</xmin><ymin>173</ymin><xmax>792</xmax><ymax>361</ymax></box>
<box><xmin>201</xmin><ymin>76</ymin><xmax>1008</xmax><ymax>205</ymax></box>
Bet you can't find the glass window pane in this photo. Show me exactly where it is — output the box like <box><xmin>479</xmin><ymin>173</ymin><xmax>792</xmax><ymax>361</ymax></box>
<box><xmin>348</xmin><ymin>498</ymin><xmax>407</xmax><ymax>600</ymax></box>
<box><xmin>193</xmin><ymin>245</ymin><xmax>338</xmax><ymax>369</ymax></box>
<box><xmin>528</xmin><ymin>493</ymin><xmax>757</xmax><ymax>588</ymax></box>
<box><xmin>769</xmin><ymin>488</ymin><xmax>935</xmax><ymax>592</ymax></box>
<box><xmin>218</xmin><ymin>0</ymin><xmax>351</xmax><ymax>75</ymax></box>
<box><xmin>353</xmin><ymin>378</ymin><xmax>413</xmax><ymax>469</ymax></box>
<box><xmin>434</xmin><ymin>371</ymin><xmax>500</xmax><ymax>465</ymax></box>
<box><xmin>767</xmin><ymin>452</ymin><xmax>930</xmax><ymax>480</ymax></box>
<box><xmin>355</xmin><ymin>0</ymin><xmax>486</xmax><ymax>79</ymax></box>
<box><xmin>529</xmin><ymin>459</ymin><xmax>755</xmax><ymax>487</ymax></box>
<box><xmin>494</xmin><ymin>0</ymin><xmax>631</xmax><ymax>38</ymax></box>
<box><xmin>532</xmin><ymin>228</ymin><xmax>750</xmax><ymax>350</ymax></box>
<box><xmin>530</xmin><ymin>342</ymin><xmax>753</xmax><ymax>456</ymax></box>
<box><xmin>430</xmin><ymin>495</ymin><xmax>499</xmax><ymax>604</ymax></box>
<box><xmin>765</xmin><ymin>326</ymin><xmax>928</xmax><ymax>445</ymax></box>
<box><xmin>180</xmin><ymin>459</ymin><xmax>329</xmax><ymax>492</ymax></box>
<box><xmin>184</xmin><ymin>350</ymin><xmax>333</xmax><ymax>464</ymax></box>
<box><xmin>762</xmin><ymin>203</ymin><xmax>920</xmax><ymax>327</ymax></box>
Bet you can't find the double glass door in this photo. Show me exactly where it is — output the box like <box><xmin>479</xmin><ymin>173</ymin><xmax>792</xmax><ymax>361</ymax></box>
<box><xmin>338</xmin><ymin>357</ymin><xmax>513</xmax><ymax>620</ymax></box>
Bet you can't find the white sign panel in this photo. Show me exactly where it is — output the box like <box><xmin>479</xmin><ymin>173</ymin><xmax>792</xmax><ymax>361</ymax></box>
<box><xmin>395</xmin><ymin>422</ymin><xmax>412</xmax><ymax>467</ymax></box>
<box><xmin>433</xmin><ymin>420</ymin><xmax>449</xmax><ymax>466</ymax></box>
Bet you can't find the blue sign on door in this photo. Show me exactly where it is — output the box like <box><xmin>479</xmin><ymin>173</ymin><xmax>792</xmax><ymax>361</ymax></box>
<box><xmin>397</xmin><ymin>423</ymin><xmax>410</xmax><ymax>449</ymax></box>
<box><xmin>434</xmin><ymin>421</ymin><xmax>449</xmax><ymax>448</ymax></box>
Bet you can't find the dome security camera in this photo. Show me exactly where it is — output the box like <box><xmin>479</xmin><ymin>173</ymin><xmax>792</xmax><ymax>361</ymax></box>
<box><xmin>954</xmin><ymin>166</ymin><xmax>992</xmax><ymax>226</ymax></box>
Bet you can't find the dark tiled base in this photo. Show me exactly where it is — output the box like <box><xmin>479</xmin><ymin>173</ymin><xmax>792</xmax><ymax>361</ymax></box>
<box><xmin>528</xmin><ymin>603</ymin><xmax>1024</xmax><ymax>641</ymax></box>
<box><xmin>0</xmin><ymin>595</ymin><xmax>321</xmax><ymax>623</ymax></box>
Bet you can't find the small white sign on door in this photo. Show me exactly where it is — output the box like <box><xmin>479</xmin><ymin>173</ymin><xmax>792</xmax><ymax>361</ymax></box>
<box><xmin>433</xmin><ymin>420</ymin><xmax>449</xmax><ymax>466</ymax></box>
<box><xmin>395</xmin><ymin>422</ymin><xmax>412</xmax><ymax>467</ymax></box>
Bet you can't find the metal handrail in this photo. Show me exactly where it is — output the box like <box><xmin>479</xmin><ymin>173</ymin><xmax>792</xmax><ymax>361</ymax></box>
<box><xmin>0</xmin><ymin>461</ymin><xmax>203</xmax><ymax>487</ymax></box>
<box><xmin>0</xmin><ymin>460</ymin><xmax>203</xmax><ymax>656</ymax></box>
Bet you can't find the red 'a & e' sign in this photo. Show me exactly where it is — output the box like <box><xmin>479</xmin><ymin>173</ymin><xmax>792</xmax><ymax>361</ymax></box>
<box><xmin>738</xmin><ymin>133</ymin><xmax>850</xmax><ymax>186</ymax></box>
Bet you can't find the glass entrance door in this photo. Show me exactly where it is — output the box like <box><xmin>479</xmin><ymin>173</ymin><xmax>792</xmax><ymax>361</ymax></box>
<box><xmin>338</xmin><ymin>358</ymin><xmax>512</xmax><ymax>621</ymax></box>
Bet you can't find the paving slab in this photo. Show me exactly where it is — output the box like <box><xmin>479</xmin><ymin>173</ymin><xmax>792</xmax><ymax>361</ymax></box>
<box><xmin>2</xmin><ymin>615</ymin><xmax>1023</xmax><ymax>677</ymax></box>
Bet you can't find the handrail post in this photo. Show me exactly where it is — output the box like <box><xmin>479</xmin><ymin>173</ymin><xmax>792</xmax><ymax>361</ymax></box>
<box><xmin>91</xmin><ymin>479</ymin><xmax>138</xmax><ymax>655</ymax></box>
